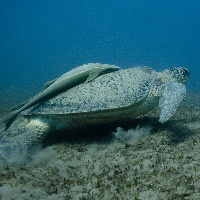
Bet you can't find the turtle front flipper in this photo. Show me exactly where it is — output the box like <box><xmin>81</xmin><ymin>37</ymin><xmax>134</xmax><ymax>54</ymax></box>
<box><xmin>158</xmin><ymin>82</ymin><xmax>186</xmax><ymax>123</ymax></box>
<box><xmin>0</xmin><ymin>117</ymin><xmax>50</xmax><ymax>165</ymax></box>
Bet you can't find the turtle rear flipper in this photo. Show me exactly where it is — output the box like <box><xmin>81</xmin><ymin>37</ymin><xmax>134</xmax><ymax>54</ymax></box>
<box><xmin>0</xmin><ymin>118</ymin><xmax>50</xmax><ymax>165</ymax></box>
<box><xmin>158</xmin><ymin>82</ymin><xmax>186</xmax><ymax>123</ymax></box>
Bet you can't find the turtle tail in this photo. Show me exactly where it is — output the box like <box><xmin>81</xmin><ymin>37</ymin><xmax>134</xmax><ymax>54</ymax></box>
<box><xmin>0</xmin><ymin>111</ymin><xmax>19</xmax><ymax>130</ymax></box>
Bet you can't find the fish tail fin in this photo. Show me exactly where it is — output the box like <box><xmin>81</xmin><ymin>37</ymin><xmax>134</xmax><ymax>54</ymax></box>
<box><xmin>0</xmin><ymin>112</ymin><xmax>18</xmax><ymax>130</ymax></box>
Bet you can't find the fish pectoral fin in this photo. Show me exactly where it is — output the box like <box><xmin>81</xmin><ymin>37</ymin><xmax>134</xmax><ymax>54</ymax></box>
<box><xmin>44</xmin><ymin>78</ymin><xmax>58</xmax><ymax>88</ymax></box>
<box><xmin>86</xmin><ymin>68</ymin><xmax>102</xmax><ymax>83</ymax></box>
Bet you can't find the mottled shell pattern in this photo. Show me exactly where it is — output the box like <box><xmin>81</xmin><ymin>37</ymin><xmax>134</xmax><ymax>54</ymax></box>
<box><xmin>25</xmin><ymin>67</ymin><xmax>161</xmax><ymax>115</ymax></box>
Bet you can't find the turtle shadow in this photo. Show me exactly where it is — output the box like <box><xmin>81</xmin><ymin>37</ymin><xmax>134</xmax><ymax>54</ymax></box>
<box><xmin>128</xmin><ymin>117</ymin><xmax>196</xmax><ymax>145</ymax></box>
<box><xmin>152</xmin><ymin>119</ymin><xmax>196</xmax><ymax>145</ymax></box>
<box><xmin>145</xmin><ymin>117</ymin><xmax>197</xmax><ymax>145</ymax></box>
<box><xmin>42</xmin><ymin>117</ymin><xmax>195</xmax><ymax>147</ymax></box>
<box><xmin>42</xmin><ymin>118</ymin><xmax>151</xmax><ymax>147</ymax></box>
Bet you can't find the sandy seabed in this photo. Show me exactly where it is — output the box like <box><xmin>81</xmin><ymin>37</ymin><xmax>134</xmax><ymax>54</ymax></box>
<box><xmin>0</xmin><ymin>90</ymin><xmax>200</xmax><ymax>200</ymax></box>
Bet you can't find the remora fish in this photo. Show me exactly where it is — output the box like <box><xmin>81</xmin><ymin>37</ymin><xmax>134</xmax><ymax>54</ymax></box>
<box><xmin>0</xmin><ymin>63</ymin><xmax>119</xmax><ymax>129</ymax></box>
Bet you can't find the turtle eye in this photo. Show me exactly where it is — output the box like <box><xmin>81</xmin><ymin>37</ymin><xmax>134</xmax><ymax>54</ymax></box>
<box><xmin>182</xmin><ymin>68</ymin><xmax>190</xmax><ymax>78</ymax></box>
<box><xmin>184</xmin><ymin>69</ymin><xmax>190</xmax><ymax>76</ymax></box>
<box><xmin>179</xmin><ymin>68</ymin><xmax>190</xmax><ymax>83</ymax></box>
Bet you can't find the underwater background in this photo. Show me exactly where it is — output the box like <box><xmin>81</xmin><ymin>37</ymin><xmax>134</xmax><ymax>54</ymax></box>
<box><xmin>1</xmin><ymin>1</ymin><xmax>200</xmax><ymax>199</ymax></box>
<box><xmin>0</xmin><ymin>0</ymin><xmax>200</xmax><ymax>107</ymax></box>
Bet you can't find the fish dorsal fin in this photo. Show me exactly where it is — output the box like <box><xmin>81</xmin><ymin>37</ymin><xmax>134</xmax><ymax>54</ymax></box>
<box><xmin>86</xmin><ymin>68</ymin><xmax>102</xmax><ymax>83</ymax></box>
<box><xmin>44</xmin><ymin>78</ymin><xmax>58</xmax><ymax>88</ymax></box>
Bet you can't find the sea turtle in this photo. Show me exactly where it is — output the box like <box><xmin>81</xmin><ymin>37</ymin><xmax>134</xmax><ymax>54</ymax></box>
<box><xmin>0</xmin><ymin>65</ymin><xmax>190</xmax><ymax>165</ymax></box>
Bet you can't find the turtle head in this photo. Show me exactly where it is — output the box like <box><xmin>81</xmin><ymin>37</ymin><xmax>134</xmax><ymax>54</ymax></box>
<box><xmin>160</xmin><ymin>67</ymin><xmax>190</xmax><ymax>84</ymax></box>
<box><xmin>168</xmin><ymin>67</ymin><xmax>190</xmax><ymax>84</ymax></box>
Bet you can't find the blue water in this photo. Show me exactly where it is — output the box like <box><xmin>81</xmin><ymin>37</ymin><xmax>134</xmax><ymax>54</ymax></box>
<box><xmin>0</xmin><ymin>0</ymin><xmax>200</xmax><ymax>104</ymax></box>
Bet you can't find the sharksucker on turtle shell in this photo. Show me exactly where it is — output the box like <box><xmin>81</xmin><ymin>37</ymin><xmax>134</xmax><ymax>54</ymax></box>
<box><xmin>0</xmin><ymin>63</ymin><xmax>119</xmax><ymax>130</ymax></box>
